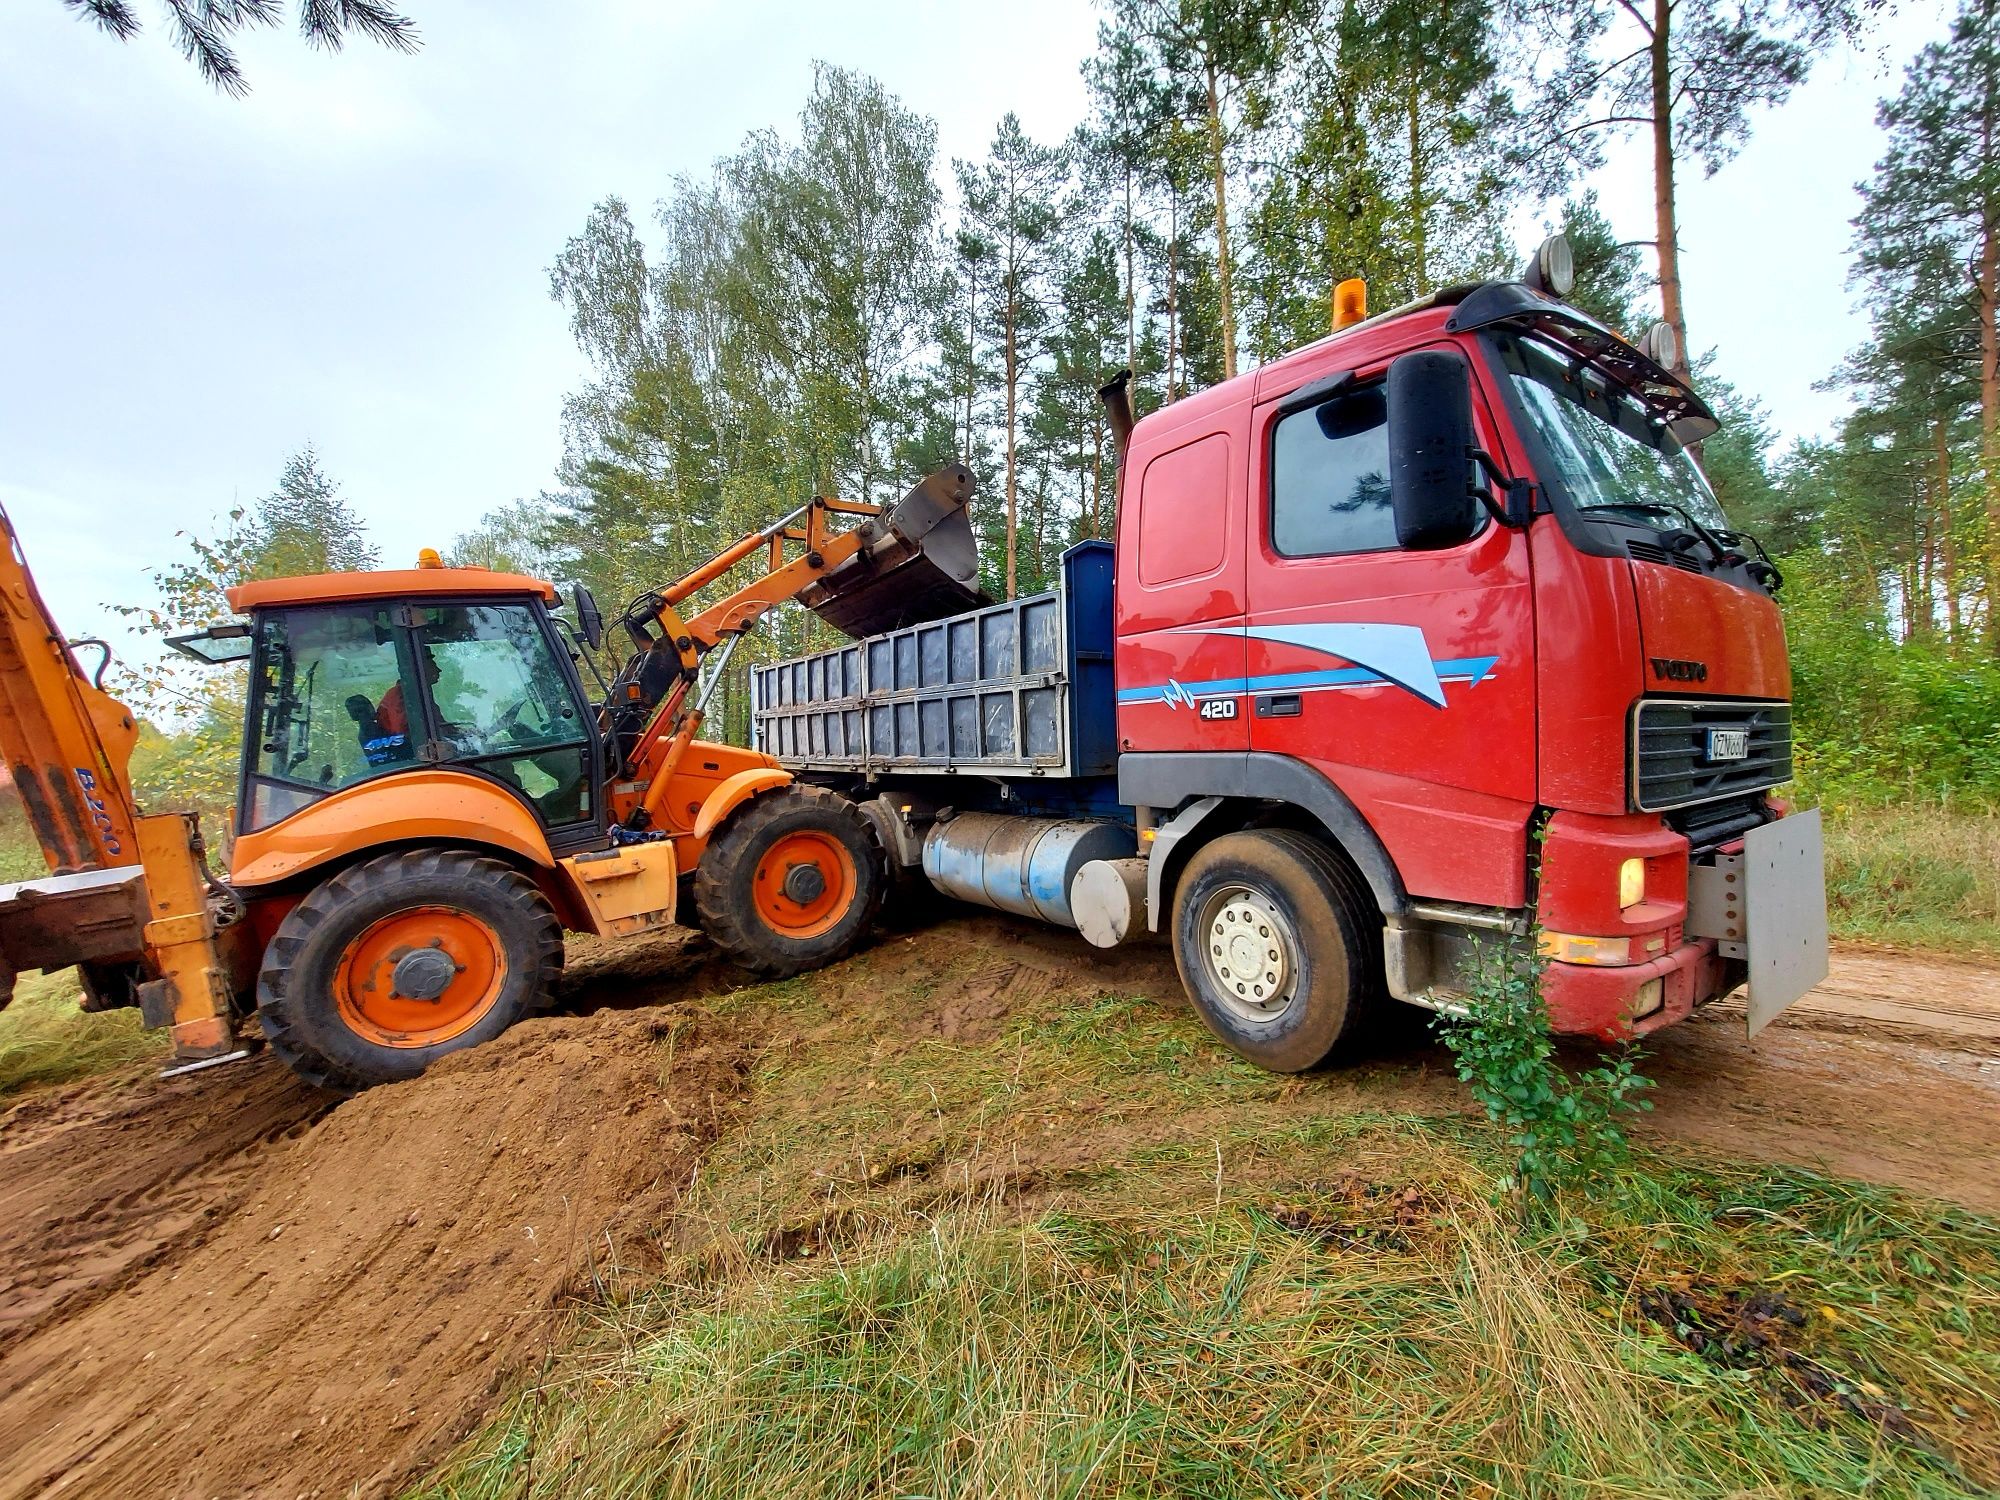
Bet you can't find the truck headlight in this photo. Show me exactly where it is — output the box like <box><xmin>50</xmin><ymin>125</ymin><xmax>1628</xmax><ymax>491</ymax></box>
<box><xmin>1618</xmin><ymin>858</ymin><xmax>1646</xmax><ymax>909</ymax></box>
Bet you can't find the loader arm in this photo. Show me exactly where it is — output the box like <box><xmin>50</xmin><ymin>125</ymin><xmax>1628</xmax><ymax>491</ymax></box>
<box><xmin>608</xmin><ymin>465</ymin><xmax>980</xmax><ymax>826</ymax></box>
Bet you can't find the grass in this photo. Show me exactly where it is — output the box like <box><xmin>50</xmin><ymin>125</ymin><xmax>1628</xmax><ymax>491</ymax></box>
<box><xmin>410</xmin><ymin>963</ymin><xmax>2000</xmax><ymax>1500</ymax></box>
<box><xmin>1820</xmin><ymin>802</ymin><xmax>2000</xmax><ymax>956</ymax></box>
<box><xmin>0</xmin><ymin>966</ymin><xmax>165</xmax><ymax>1100</ymax></box>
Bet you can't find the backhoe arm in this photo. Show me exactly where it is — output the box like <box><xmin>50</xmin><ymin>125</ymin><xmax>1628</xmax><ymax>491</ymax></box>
<box><xmin>0</xmin><ymin>508</ymin><xmax>239</xmax><ymax>1064</ymax></box>
<box><xmin>0</xmin><ymin>507</ymin><xmax>143</xmax><ymax>872</ymax></box>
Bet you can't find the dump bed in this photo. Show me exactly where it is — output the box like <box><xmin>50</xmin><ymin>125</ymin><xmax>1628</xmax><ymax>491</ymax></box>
<box><xmin>752</xmin><ymin>541</ymin><xmax>1115</xmax><ymax>780</ymax></box>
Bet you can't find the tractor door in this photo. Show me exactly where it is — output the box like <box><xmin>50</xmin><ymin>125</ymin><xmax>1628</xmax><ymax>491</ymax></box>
<box><xmin>242</xmin><ymin>603</ymin><xmax>430</xmax><ymax>834</ymax></box>
<box><xmin>407</xmin><ymin>601</ymin><xmax>602</xmax><ymax>846</ymax></box>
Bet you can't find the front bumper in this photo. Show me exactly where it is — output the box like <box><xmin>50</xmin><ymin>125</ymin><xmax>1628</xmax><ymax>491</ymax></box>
<box><xmin>1534</xmin><ymin>806</ymin><xmax>1827</xmax><ymax>1042</ymax></box>
<box><xmin>1543</xmin><ymin>937</ymin><xmax>1741</xmax><ymax>1041</ymax></box>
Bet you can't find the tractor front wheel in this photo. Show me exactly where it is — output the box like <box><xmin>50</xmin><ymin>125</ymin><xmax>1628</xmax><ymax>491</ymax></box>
<box><xmin>693</xmin><ymin>785</ymin><xmax>882</xmax><ymax>977</ymax></box>
<box><xmin>256</xmin><ymin>849</ymin><xmax>562</xmax><ymax>1091</ymax></box>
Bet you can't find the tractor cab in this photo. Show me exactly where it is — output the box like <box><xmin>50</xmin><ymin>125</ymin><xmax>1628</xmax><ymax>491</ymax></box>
<box><xmin>175</xmin><ymin>565</ymin><xmax>604</xmax><ymax>844</ymax></box>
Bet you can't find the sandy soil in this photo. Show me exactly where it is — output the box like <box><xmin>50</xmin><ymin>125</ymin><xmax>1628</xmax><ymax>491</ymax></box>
<box><xmin>0</xmin><ymin>919</ymin><xmax>1992</xmax><ymax>1499</ymax></box>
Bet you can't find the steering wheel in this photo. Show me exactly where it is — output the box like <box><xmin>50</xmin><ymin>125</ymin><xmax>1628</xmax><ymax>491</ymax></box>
<box><xmin>492</xmin><ymin>697</ymin><xmax>539</xmax><ymax>747</ymax></box>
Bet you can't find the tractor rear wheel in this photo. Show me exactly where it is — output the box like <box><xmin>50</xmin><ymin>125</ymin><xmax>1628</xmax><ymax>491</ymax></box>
<box><xmin>256</xmin><ymin>849</ymin><xmax>562</xmax><ymax>1091</ymax></box>
<box><xmin>693</xmin><ymin>785</ymin><xmax>882</xmax><ymax>977</ymax></box>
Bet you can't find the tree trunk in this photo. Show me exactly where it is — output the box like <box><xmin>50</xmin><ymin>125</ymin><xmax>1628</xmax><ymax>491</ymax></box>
<box><xmin>1408</xmin><ymin>78</ymin><xmax>1428</xmax><ymax>295</ymax></box>
<box><xmin>1166</xmin><ymin>202</ymin><xmax>1181</xmax><ymax>404</ymax></box>
<box><xmin>1124</xmin><ymin>164</ymin><xmax>1137</xmax><ymax>375</ymax></box>
<box><xmin>962</xmin><ymin>269</ymin><xmax>978</xmax><ymax>460</ymax></box>
<box><xmin>1005</xmin><ymin>289</ymin><xmax>1019</xmax><ymax>600</ymax></box>
<box><xmin>1203</xmin><ymin>61</ymin><xmax>1238</xmax><ymax>381</ymax></box>
<box><xmin>1939</xmin><ymin>418</ymin><xmax>1962</xmax><ymax>642</ymax></box>
<box><xmin>1092</xmin><ymin>413</ymin><xmax>1104</xmax><ymax>538</ymax></box>
<box><xmin>1649</xmin><ymin>0</ymin><xmax>1689</xmax><ymax>380</ymax></box>
<box><xmin>1983</xmin><ymin>204</ymin><xmax>2000</xmax><ymax>655</ymax></box>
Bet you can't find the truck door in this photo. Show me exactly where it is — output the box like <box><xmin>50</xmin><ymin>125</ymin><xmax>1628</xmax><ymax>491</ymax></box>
<box><xmin>1114</xmin><ymin>420</ymin><xmax>1251</xmax><ymax>755</ymax></box>
<box><xmin>1244</xmin><ymin>348</ymin><xmax>1537</xmax><ymax>907</ymax></box>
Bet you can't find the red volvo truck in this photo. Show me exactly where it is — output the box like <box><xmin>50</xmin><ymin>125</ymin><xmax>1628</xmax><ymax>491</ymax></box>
<box><xmin>753</xmin><ymin>236</ymin><xmax>1828</xmax><ymax>1071</ymax></box>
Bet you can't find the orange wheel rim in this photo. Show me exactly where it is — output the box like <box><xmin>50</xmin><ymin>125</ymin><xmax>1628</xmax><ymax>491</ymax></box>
<box><xmin>751</xmin><ymin>830</ymin><xmax>858</xmax><ymax>940</ymax></box>
<box><xmin>332</xmin><ymin>906</ymin><xmax>509</xmax><ymax>1049</ymax></box>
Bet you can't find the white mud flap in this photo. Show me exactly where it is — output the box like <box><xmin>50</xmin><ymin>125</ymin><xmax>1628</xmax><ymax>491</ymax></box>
<box><xmin>1687</xmin><ymin>809</ymin><xmax>1830</xmax><ymax>1036</ymax></box>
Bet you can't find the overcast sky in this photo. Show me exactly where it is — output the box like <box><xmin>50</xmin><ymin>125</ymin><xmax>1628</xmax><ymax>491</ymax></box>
<box><xmin>0</xmin><ymin>0</ymin><xmax>1953</xmax><ymax>660</ymax></box>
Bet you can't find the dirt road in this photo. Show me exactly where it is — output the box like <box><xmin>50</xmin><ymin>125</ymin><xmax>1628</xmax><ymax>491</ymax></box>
<box><xmin>0</xmin><ymin>920</ymin><xmax>1993</xmax><ymax>1499</ymax></box>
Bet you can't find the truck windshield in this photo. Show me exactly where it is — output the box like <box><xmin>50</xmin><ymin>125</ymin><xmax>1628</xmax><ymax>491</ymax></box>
<box><xmin>1496</xmin><ymin>334</ymin><xmax>1729</xmax><ymax>533</ymax></box>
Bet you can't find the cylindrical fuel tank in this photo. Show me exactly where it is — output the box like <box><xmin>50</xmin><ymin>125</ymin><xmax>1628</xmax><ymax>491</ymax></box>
<box><xmin>921</xmin><ymin>813</ymin><xmax>1136</xmax><ymax>930</ymax></box>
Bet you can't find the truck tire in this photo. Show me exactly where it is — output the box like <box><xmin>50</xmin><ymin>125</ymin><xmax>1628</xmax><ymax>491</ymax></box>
<box><xmin>694</xmin><ymin>785</ymin><xmax>882</xmax><ymax>978</ymax></box>
<box><xmin>1169</xmin><ymin>829</ymin><xmax>1383</xmax><ymax>1072</ymax></box>
<box><xmin>256</xmin><ymin>849</ymin><xmax>562</xmax><ymax>1092</ymax></box>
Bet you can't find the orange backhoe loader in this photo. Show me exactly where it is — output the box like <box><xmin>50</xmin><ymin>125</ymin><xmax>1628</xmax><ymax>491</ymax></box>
<box><xmin>0</xmin><ymin>465</ymin><xmax>980</xmax><ymax>1089</ymax></box>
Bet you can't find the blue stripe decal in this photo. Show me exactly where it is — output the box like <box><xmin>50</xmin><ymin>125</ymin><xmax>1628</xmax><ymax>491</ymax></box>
<box><xmin>1120</xmin><ymin>656</ymin><xmax>1498</xmax><ymax>707</ymax></box>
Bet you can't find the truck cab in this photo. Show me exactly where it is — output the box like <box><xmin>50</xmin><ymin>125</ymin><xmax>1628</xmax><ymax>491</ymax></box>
<box><xmin>1113</xmin><ymin>275</ymin><xmax>1817</xmax><ymax>1049</ymax></box>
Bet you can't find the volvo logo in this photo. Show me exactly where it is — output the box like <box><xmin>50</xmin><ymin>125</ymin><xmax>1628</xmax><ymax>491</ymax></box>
<box><xmin>1650</xmin><ymin>656</ymin><xmax>1708</xmax><ymax>683</ymax></box>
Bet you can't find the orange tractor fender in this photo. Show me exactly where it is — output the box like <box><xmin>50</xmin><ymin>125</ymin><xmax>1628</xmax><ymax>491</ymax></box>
<box><xmin>230</xmin><ymin>770</ymin><xmax>558</xmax><ymax>888</ymax></box>
<box><xmin>691</xmin><ymin>767</ymin><xmax>793</xmax><ymax>843</ymax></box>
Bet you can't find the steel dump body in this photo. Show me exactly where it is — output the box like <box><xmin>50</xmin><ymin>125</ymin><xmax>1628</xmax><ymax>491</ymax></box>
<box><xmin>753</xmin><ymin>541</ymin><xmax>1116</xmax><ymax>781</ymax></box>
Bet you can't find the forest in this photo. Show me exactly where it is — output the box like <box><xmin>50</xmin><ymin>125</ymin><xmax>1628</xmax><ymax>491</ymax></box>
<box><xmin>127</xmin><ymin>0</ymin><xmax>2000</xmax><ymax>888</ymax></box>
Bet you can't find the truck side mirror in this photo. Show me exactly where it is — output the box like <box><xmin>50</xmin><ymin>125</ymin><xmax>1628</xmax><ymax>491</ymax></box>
<box><xmin>572</xmin><ymin>584</ymin><xmax>604</xmax><ymax>651</ymax></box>
<box><xmin>1386</xmin><ymin>349</ymin><xmax>1482</xmax><ymax>551</ymax></box>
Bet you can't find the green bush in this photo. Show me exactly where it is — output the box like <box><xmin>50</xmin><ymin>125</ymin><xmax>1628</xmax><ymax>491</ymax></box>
<box><xmin>1434</xmin><ymin>938</ymin><xmax>1652</xmax><ymax>1206</ymax></box>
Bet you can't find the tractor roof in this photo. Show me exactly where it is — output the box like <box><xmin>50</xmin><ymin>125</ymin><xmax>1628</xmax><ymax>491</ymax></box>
<box><xmin>226</xmin><ymin>567</ymin><xmax>559</xmax><ymax>613</ymax></box>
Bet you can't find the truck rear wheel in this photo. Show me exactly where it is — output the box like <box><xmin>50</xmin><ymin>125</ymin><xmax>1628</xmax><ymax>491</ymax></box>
<box><xmin>694</xmin><ymin>785</ymin><xmax>882</xmax><ymax>977</ymax></box>
<box><xmin>1170</xmin><ymin>830</ymin><xmax>1383</xmax><ymax>1072</ymax></box>
<box><xmin>256</xmin><ymin>849</ymin><xmax>562</xmax><ymax>1092</ymax></box>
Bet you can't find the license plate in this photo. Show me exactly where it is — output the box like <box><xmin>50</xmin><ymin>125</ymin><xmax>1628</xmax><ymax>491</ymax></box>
<box><xmin>1705</xmin><ymin>727</ymin><xmax>1749</xmax><ymax>762</ymax></box>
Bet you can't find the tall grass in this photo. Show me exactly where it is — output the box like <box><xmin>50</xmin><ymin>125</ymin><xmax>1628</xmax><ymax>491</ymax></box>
<box><xmin>0</xmin><ymin>967</ymin><xmax>164</xmax><ymax>1100</ymax></box>
<box><xmin>1820</xmin><ymin>801</ymin><xmax>2000</xmax><ymax>955</ymax></box>
<box><xmin>412</xmin><ymin>968</ymin><xmax>2000</xmax><ymax>1500</ymax></box>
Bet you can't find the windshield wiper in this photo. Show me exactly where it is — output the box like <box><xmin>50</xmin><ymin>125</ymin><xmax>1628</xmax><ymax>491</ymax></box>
<box><xmin>1577</xmin><ymin>499</ymin><xmax>1732</xmax><ymax>564</ymax></box>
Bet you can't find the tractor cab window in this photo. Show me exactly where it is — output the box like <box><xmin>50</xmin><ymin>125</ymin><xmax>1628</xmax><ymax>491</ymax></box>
<box><xmin>412</xmin><ymin>603</ymin><xmax>592</xmax><ymax>827</ymax></box>
<box><xmin>245</xmin><ymin>605</ymin><xmax>421</xmax><ymax>832</ymax></box>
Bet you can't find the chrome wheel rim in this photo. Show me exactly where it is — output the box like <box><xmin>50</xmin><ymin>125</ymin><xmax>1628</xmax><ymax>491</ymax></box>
<box><xmin>1197</xmin><ymin>883</ymin><xmax>1298</xmax><ymax>1023</ymax></box>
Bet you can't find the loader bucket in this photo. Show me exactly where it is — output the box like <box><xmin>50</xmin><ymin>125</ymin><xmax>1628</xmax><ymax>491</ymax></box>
<box><xmin>799</xmin><ymin>463</ymin><xmax>991</xmax><ymax>638</ymax></box>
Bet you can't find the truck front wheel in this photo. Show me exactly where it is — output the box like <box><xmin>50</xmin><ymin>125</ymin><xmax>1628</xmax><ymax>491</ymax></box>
<box><xmin>694</xmin><ymin>785</ymin><xmax>883</xmax><ymax>977</ymax></box>
<box><xmin>256</xmin><ymin>849</ymin><xmax>562</xmax><ymax>1091</ymax></box>
<box><xmin>1170</xmin><ymin>830</ymin><xmax>1383</xmax><ymax>1072</ymax></box>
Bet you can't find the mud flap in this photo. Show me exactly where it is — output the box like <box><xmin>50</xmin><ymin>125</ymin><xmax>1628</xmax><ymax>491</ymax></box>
<box><xmin>1688</xmin><ymin>810</ymin><xmax>1829</xmax><ymax>1036</ymax></box>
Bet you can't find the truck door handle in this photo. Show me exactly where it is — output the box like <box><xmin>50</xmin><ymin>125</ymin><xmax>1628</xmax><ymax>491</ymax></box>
<box><xmin>1255</xmin><ymin>693</ymin><xmax>1302</xmax><ymax>718</ymax></box>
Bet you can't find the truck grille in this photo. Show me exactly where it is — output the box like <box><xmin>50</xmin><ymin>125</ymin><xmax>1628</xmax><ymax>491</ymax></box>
<box><xmin>1630</xmin><ymin>698</ymin><xmax>1791</xmax><ymax>812</ymax></box>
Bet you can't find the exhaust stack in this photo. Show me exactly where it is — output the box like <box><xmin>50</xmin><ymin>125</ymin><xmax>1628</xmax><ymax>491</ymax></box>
<box><xmin>1098</xmin><ymin>369</ymin><xmax>1135</xmax><ymax>469</ymax></box>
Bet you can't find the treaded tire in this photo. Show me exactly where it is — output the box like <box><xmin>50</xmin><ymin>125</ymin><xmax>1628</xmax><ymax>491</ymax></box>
<box><xmin>1170</xmin><ymin>829</ymin><xmax>1384</xmax><ymax>1072</ymax></box>
<box><xmin>694</xmin><ymin>785</ymin><xmax>883</xmax><ymax>978</ymax></box>
<box><xmin>256</xmin><ymin>849</ymin><xmax>562</xmax><ymax>1092</ymax></box>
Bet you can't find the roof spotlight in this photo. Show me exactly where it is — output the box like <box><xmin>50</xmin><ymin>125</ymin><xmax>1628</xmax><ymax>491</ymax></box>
<box><xmin>1520</xmin><ymin>233</ymin><xmax>1574</xmax><ymax>299</ymax></box>
<box><xmin>1638</xmin><ymin>320</ymin><xmax>1680</xmax><ymax>371</ymax></box>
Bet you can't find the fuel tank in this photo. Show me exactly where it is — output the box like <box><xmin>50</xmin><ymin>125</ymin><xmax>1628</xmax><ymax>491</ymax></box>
<box><xmin>921</xmin><ymin>813</ymin><xmax>1136</xmax><ymax>929</ymax></box>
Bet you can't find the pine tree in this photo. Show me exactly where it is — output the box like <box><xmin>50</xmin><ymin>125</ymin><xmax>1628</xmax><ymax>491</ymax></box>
<box><xmin>1852</xmin><ymin>0</ymin><xmax>2000</xmax><ymax>648</ymax></box>
<box><xmin>247</xmin><ymin>446</ymin><xmax>379</xmax><ymax>577</ymax></box>
<box><xmin>957</xmin><ymin>116</ymin><xmax>1067</xmax><ymax>598</ymax></box>
<box><xmin>62</xmin><ymin>0</ymin><xmax>418</xmax><ymax>96</ymax></box>
<box><xmin>1514</xmin><ymin>0</ymin><xmax>1870</xmax><ymax>378</ymax></box>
